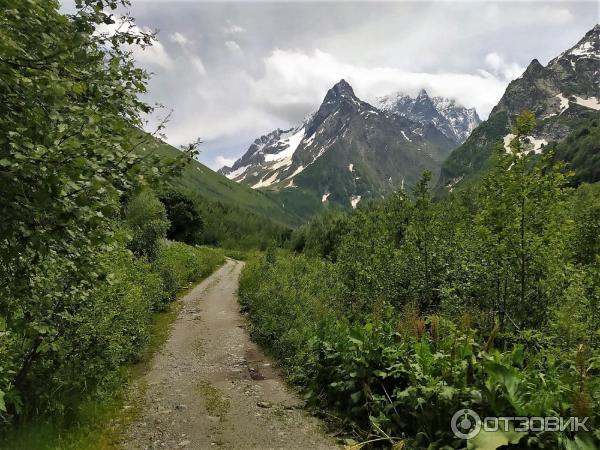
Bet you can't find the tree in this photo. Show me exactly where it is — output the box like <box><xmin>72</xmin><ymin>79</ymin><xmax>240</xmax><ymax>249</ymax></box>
<box><xmin>0</xmin><ymin>0</ymin><xmax>190</xmax><ymax>418</ymax></box>
<box><xmin>125</xmin><ymin>189</ymin><xmax>170</xmax><ymax>260</ymax></box>
<box><xmin>475</xmin><ymin>111</ymin><xmax>571</xmax><ymax>328</ymax></box>
<box><xmin>159</xmin><ymin>190</ymin><xmax>204</xmax><ymax>244</ymax></box>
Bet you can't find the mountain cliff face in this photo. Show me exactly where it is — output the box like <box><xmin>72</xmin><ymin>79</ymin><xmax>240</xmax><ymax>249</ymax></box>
<box><xmin>220</xmin><ymin>80</ymin><xmax>457</xmax><ymax>215</ymax></box>
<box><xmin>439</xmin><ymin>24</ymin><xmax>600</xmax><ymax>191</ymax></box>
<box><xmin>376</xmin><ymin>89</ymin><xmax>481</xmax><ymax>144</ymax></box>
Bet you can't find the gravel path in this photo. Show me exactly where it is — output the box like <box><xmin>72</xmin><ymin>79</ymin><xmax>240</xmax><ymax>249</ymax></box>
<box><xmin>122</xmin><ymin>259</ymin><xmax>339</xmax><ymax>450</ymax></box>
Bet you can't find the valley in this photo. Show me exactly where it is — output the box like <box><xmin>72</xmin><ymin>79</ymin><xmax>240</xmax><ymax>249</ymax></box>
<box><xmin>1</xmin><ymin>2</ymin><xmax>599</xmax><ymax>450</ymax></box>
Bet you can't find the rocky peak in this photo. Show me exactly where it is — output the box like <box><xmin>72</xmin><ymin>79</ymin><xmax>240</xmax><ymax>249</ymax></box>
<box><xmin>439</xmin><ymin>24</ymin><xmax>600</xmax><ymax>192</ymax></box>
<box><xmin>307</xmin><ymin>79</ymin><xmax>372</xmax><ymax>136</ymax></box>
<box><xmin>327</xmin><ymin>79</ymin><xmax>355</xmax><ymax>98</ymax></box>
<box><xmin>412</xmin><ymin>89</ymin><xmax>439</xmax><ymax>118</ymax></box>
<box><xmin>559</xmin><ymin>24</ymin><xmax>600</xmax><ymax>60</ymax></box>
<box><xmin>522</xmin><ymin>59</ymin><xmax>545</xmax><ymax>78</ymax></box>
<box><xmin>376</xmin><ymin>90</ymin><xmax>481</xmax><ymax>143</ymax></box>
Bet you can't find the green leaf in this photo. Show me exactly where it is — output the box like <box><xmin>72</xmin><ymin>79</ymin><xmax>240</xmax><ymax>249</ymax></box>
<box><xmin>467</xmin><ymin>428</ymin><xmax>526</xmax><ymax>450</ymax></box>
<box><xmin>349</xmin><ymin>337</ymin><xmax>363</xmax><ymax>347</ymax></box>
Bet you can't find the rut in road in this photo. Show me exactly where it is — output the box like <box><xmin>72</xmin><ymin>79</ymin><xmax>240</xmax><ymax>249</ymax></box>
<box><xmin>122</xmin><ymin>259</ymin><xmax>339</xmax><ymax>450</ymax></box>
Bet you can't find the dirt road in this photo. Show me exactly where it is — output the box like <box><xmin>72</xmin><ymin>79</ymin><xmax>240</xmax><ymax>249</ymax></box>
<box><xmin>123</xmin><ymin>259</ymin><xmax>339</xmax><ymax>450</ymax></box>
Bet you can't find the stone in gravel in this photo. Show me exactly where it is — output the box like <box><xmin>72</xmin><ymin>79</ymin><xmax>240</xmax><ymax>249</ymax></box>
<box><xmin>257</xmin><ymin>401</ymin><xmax>273</xmax><ymax>408</ymax></box>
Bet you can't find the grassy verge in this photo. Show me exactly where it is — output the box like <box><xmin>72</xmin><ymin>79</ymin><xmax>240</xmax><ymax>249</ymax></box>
<box><xmin>1</xmin><ymin>244</ymin><xmax>225</xmax><ymax>450</ymax></box>
<box><xmin>222</xmin><ymin>248</ymin><xmax>250</xmax><ymax>261</ymax></box>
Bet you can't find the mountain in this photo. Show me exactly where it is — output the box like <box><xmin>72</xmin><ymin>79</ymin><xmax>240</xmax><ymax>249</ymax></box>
<box><xmin>138</xmin><ymin>131</ymin><xmax>301</xmax><ymax>227</ymax></box>
<box><xmin>376</xmin><ymin>89</ymin><xmax>481</xmax><ymax>144</ymax></box>
<box><xmin>220</xmin><ymin>80</ymin><xmax>456</xmax><ymax>218</ymax></box>
<box><xmin>549</xmin><ymin>111</ymin><xmax>600</xmax><ymax>185</ymax></box>
<box><xmin>439</xmin><ymin>24</ymin><xmax>600</xmax><ymax>192</ymax></box>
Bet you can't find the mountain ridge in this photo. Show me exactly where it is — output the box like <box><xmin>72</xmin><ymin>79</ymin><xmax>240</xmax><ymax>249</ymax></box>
<box><xmin>376</xmin><ymin>89</ymin><xmax>481</xmax><ymax>143</ymax></box>
<box><xmin>220</xmin><ymin>80</ymin><xmax>472</xmax><ymax>218</ymax></box>
<box><xmin>438</xmin><ymin>24</ymin><xmax>600</xmax><ymax>192</ymax></box>
<box><xmin>219</xmin><ymin>79</ymin><xmax>457</xmax><ymax>217</ymax></box>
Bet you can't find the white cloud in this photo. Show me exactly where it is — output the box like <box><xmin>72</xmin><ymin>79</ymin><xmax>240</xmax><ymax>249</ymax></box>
<box><xmin>95</xmin><ymin>17</ymin><xmax>173</xmax><ymax>69</ymax></box>
<box><xmin>484</xmin><ymin>52</ymin><xmax>524</xmax><ymax>80</ymax></box>
<box><xmin>225</xmin><ymin>40</ymin><xmax>242</xmax><ymax>54</ymax></box>
<box><xmin>251</xmin><ymin>48</ymin><xmax>522</xmax><ymax>119</ymax></box>
<box><xmin>191</xmin><ymin>57</ymin><xmax>207</xmax><ymax>75</ymax></box>
<box><xmin>215</xmin><ymin>155</ymin><xmax>236</xmax><ymax>167</ymax></box>
<box><xmin>539</xmin><ymin>7</ymin><xmax>573</xmax><ymax>25</ymax></box>
<box><xmin>223</xmin><ymin>21</ymin><xmax>245</xmax><ymax>35</ymax></box>
<box><xmin>170</xmin><ymin>31</ymin><xmax>189</xmax><ymax>46</ymax></box>
<box><xmin>134</xmin><ymin>38</ymin><xmax>173</xmax><ymax>69</ymax></box>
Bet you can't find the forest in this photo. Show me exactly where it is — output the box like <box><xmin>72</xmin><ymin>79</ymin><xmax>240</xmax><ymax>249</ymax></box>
<box><xmin>239</xmin><ymin>113</ymin><xmax>600</xmax><ymax>448</ymax></box>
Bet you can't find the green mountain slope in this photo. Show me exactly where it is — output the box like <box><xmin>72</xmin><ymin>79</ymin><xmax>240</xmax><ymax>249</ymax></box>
<box><xmin>438</xmin><ymin>25</ymin><xmax>600</xmax><ymax>193</ymax></box>
<box><xmin>141</xmin><ymin>133</ymin><xmax>301</xmax><ymax>227</ymax></box>
<box><xmin>550</xmin><ymin>111</ymin><xmax>600</xmax><ymax>185</ymax></box>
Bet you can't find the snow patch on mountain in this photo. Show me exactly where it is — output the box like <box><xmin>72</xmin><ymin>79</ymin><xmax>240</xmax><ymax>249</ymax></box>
<box><xmin>573</xmin><ymin>95</ymin><xmax>600</xmax><ymax>110</ymax></box>
<box><xmin>503</xmin><ymin>133</ymin><xmax>547</xmax><ymax>154</ymax></box>
<box><xmin>556</xmin><ymin>93</ymin><xmax>570</xmax><ymax>113</ymax></box>
<box><xmin>569</xmin><ymin>40</ymin><xmax>598</xmax><ymax>58</ymax></box>
<box><xmin>252</xmin><ymin>172</ymin><xmax>279</xmax><ymax>189</ymax></box>
<box><xmin>224</xmin><ymin>165</ymin><xmax>249</xmax><ymax>180</ymax></box>
<box><xmin>263</xmin><ymin>126</ymin><xmax>306</xmax><ymax>172</ymax></box>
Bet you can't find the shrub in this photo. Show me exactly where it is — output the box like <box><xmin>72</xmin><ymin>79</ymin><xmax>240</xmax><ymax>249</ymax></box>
<box><xmin>0</xmin><ymin>240</ymin><xmax>224</xmax><ymax>424</ymax></box>
<box><xmin>238</xmin><ymin>250</ymin><xmax>600</xmax><ymax>448</ymax></box>
<box><xmin>152</xmin><ymin>242</ymin><xmax>225</xmax><ymax>308</ymax></box>
<box><xmin>125</xmin><ymin>189</ymin><xmax>170</xmax><ymax>261</ymax></box>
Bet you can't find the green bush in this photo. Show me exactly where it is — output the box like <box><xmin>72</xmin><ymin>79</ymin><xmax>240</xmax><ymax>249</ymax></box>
<box><xmin>307</xmin><ymin>316</ymin><xmax>599</xmax><ymax>448</ymax></box>
<box><xmin>152</xmin><ymin>242</ymin><xmax>225</xmax><ymax>308</ymax></box>
<box><xmin>125</xmin><ymin>190</ymin><xmax>170</xmax><ymax>261</ymax></box>
<box><xmin>0</xmin><ymin>240</ymin><xmax>224</xmax><ymax>425</ymax></box>
<box><xmin>239</xmin><ymin>250</ymin><xmax>600</xmax><ymax>448</ymax></box>
<box><xmin>238</xmin><ymin>251</ymin><xmax>341</xmax><ymax>380</ymax></box>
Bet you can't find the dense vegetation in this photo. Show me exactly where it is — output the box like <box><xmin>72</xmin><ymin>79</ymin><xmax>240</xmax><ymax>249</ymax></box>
<box><xmin>239</xmin><ymin>113</ymin><xmax>600</xmax><ymax>449</ymax></box>
<box><xmin>0</xmin><ymin>0</ymin><xmax>226</xmax><ymax>441</ymax></box>
<box><xmin>551</xmin><ymin>111</ymin><xmax>600</xmax><ymax>186</ymax></box>
<box><xmin>161</xmin><ymin>187</ymin><xmax>291</xmax><ymax>250</ymax></box>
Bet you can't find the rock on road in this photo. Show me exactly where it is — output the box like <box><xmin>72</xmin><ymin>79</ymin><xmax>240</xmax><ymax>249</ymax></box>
<box><xmin>122</xmin><ymin>259</ymin><xmax>339</xmax><ymax>450</ymax></box>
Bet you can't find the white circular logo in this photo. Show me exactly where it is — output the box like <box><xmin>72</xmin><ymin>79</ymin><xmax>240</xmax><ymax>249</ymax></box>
<box><xmin>451</xmin><ymin>409</ymin><xmax>482</xmax><ymax>439</ymax></box>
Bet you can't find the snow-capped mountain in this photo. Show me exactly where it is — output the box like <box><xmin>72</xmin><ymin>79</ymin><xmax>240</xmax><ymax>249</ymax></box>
<box><xmin>376</xmin><ymin>90</ymin><xmax>481</xmax><ymax>144</ymax></box>
<box><xmin>219</xmin><ymin>126</ymin><xmax>307</xmax><ymax>187</ymax></box>
<box><xmin>439</xmin><ymin>24</ymin><xmax>600</xmax><ymax>191</ymax></box>
<box><xmin>220</xmin><ymin>79</ymin><xmax>456</xmax><ymax>215</ymax></box>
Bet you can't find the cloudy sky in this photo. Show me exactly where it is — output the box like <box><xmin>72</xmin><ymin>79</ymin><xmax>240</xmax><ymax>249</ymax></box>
<box><xmin>64</xmin><ymin>1</ymin><xmax>598</xmax><ymax>169</ymax></box>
